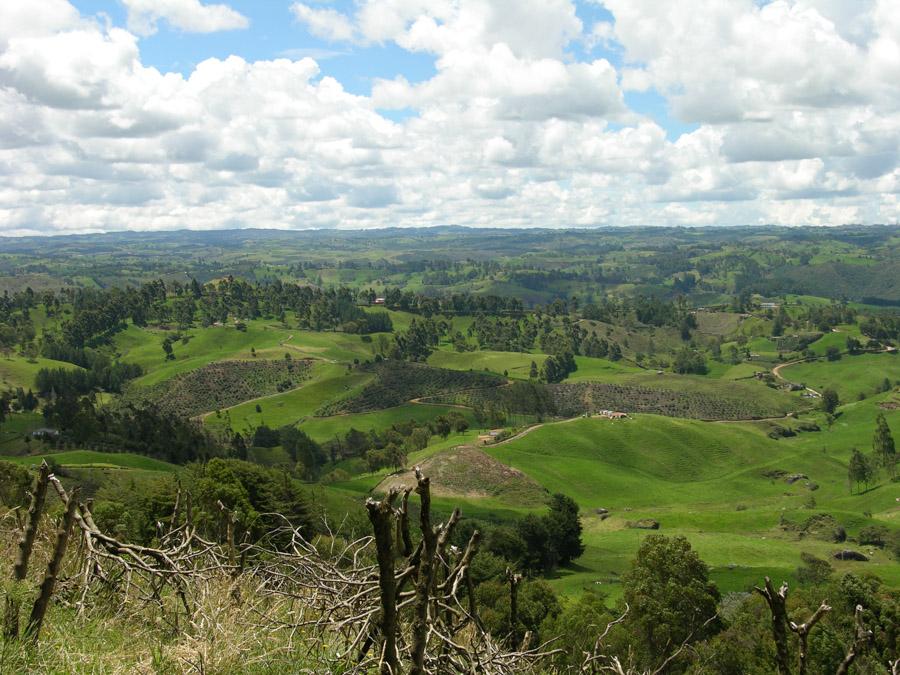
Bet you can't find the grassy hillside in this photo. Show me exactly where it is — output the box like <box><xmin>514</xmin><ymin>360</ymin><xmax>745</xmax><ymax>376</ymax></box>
<box><xmin>428</xmin><ymin>349</ymin><xmax>545</xmax><ymax>378</ymax></box>
<box><xmin>484</xmin><ymin>406</ymin><xmax>899</xmax><ymax>596</ymax></box>
<box><xmin>204</xmin><ymin>362</ymin><xmax>373</xmax><ymax>435</ymax></box>
<box><xmin>299</xmin><ymin>403</ymin><xmax>474</xmax><ymax>443</ymax></box>
<box><xmin>0</xmin><ymin>356</ymin><xmax>82</xmax><ymax>390</ymax></box>
<box><xmin>780</xmin><ymin>353</ymin><xmax>900</xmax><ymax>400</ymax></box>
<box><xmin>3</xmin><ymin>450</ymin><xmax>178</xmax><ymax>472</ymax></box>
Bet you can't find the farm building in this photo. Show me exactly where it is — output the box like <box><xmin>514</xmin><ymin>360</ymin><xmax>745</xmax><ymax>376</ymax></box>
<box><xmin>30</xmin><ymin>427</ymin><xmax>59</xmax><ymax>439</ymax></box>
<box><xmin>374</xmin><ymin>297</ymin><xmax>386</xmax><ymax>305</ymax></box>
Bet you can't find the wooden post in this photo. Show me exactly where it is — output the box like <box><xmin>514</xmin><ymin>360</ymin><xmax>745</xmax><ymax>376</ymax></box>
<box><xmin>753</xmin><ymin>577</ymin><xmax>791</xmax><ymax>675</ymax></box>
<box><xmin>4</xmin><ymin>461</ymin><xmax>51</xmax><ymax>639</ymax></box>
<box><xmin>410</xmin><ymin>469</ymin><xmax>437</xmax><ymax>675</ymax></box>
<box><xmin>25</xmin><ymin>486</ymin><xmax>80</xmax><ymax>643</ymax></box>
<box><xmin>366</xmin><ymin>491</ymin><xmax>400</xmax><ymax>675</ymax></box>
<box><xmin>506</xmin><ymin>567</ymin><xmax>523</xmax><ymax>650</ymax></box>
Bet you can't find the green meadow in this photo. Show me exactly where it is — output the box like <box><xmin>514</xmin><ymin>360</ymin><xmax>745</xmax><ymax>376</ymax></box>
<box><xmin>780</xmin><ymin>352</ymin><xmax>900</xmax><ymax>400</ymax></box>
<box><xmin>4</xmin><ymin>450</ymin><xmax>178</xmax><ymax>473</ymax></box>
<box><xmin>0</xmin><ymin>356</ymin><xmax>82</xmax><ymax>390</ymax></box>
<box><xmin>480</xmin><ymin>402</ymin><xmax>900</xmax><ymax>596</ymax></box>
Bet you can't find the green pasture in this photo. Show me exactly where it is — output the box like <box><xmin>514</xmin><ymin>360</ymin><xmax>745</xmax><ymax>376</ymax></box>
<box><xmin>116</xmin><ymin>321</ymin><xmax>295</xmax><ymax>386</ymax></box>
<box><xmin>204</xmin><ymin>362</ymin><xmax>372</xmax><ymax>435</ymax></box>
<box><xmin>299</xmin><ymin>403</ymin><xmax>474</xmax><ymax>443</ymax></box>
<box><xmin>428</xmin><ymin>349</ymin><xmax>545</xmax><ymax>378</ymax></box>
<box><xmin>3</xmin><ymin>450</ymin><xmax>178</xmax><ymax>473</ymax></box>
<box><xmin>0</xmin><ymin>411</ymin><xmax>45</xmax><ymax>454</ymax></box>
<box><xmin>780</xmin><ymin>352</ymin><xmax>900</xmax><ymax>400</ymax></box>
<box><xmin>481</xmin><ymin>407</ymin><xmax>899</xmax><ymax>596</ymax></box>
<box><xmin>0</xmin><ymin>356</ymin><xmax>82</xmax><ymax>390</ymax></box>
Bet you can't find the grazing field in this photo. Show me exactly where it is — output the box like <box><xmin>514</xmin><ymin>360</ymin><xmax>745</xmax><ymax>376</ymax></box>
<box><xmin>0</xmin><ymin>411</ymin><xmax>45</xmax><ymax>454</ymax></box>
<box><xmin>428</xmin><ymin>349</ymin><xmax>545</xmax><ymax>378</ymax></box>
<box><xmin>115</xmin><ymin>321</ymin><xmax>295</xmax><ymax>386</ymax></box>
<box><xmin>780</xmin><ymin>352</ymin><xmax>900</xmax><ymax>400</ymax></box>
<box><xmin>203</xmin><ymin>362</ymin><xmax>373</xmax><ymax>435</ymax></box>
<box><xmin>0</xmin><ymin>356</ymin><xmax>82</xmax><ymax>390</ymax></box>
<box><xmin>567</xmin><ymin>356</ymin><xmax>644</xmax><ymax>382</ymax></box>
<box><xmin>299</xmin><ymin>403</ymin><xmax>475</xmax><ymax>443</ymax></box>
<box><xmin>484</xmin><ymin>410</ymin><xmax>900</xmax><ymax>596</ymax></box>
<box><xmin>2</xmin><ymin>450</ymin><xmax>178</xmax><ymax>472</ymax></box>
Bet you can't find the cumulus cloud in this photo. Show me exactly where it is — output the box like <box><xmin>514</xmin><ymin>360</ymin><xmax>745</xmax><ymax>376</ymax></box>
<box><xmin>122</xmin><ymin>0</ymin><xmax>248</xmax><ymax>36</ymax></box>
<box><xmin>0</xmin><ymin>0</ymin><xmax>898</xmax><ymax>234</ymax></box>
<box><xmin>291</xmin><ymin>3</ymin><xmax>357</xmax><ymax>42</ymax></box>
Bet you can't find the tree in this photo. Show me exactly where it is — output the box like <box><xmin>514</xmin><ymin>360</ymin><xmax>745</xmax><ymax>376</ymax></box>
<box><xmin>873</xmin><ymin>412</ymin><xmax>896</xmax><ymax>479</ymax></box>
<box><xmin>673</xmin><ymin>347</ymin><xmax>708</xmax><ymax>374</ymax></box>
<box><xmin>826</xmin><ymin>345</ymin><xmax>841</xmax><ymax>361</ymax></box>
<box><xmin>161</xmin><ymin>337</ymin><xmax>175</xmax><ymax>361</ymax></box>
<box><xmin>516</xmin><ymin>514</ymin><xmax>557</xmax><ymax>574</ymax></box>
<box><xmin>847</xmin><ymin>448</ymin><xmax>876</xmax><ymax>493</ymax></box>
<box><xmin>529</xmin><ymin>360</ymin><xmax>538</xmax><ymax>379</ymax></box>
<box><xmin>821</xmin><ymin>388</ymin><xmax>839</xmax><ymax>414</ymax></box>
<box><xmin>622</xmin><ymin>535</ymin><xmax>721</xmax><ymax>669</ymax></box>
<box><xmin>546</xmin><ymin>493</ymin><xmax>584</xmax><ymax>565</ymax></box>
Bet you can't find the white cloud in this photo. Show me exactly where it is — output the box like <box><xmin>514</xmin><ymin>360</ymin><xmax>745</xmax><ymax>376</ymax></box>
<box><xmin>121</xmin><ymin>0</ymin><xmax>248</xmax><ymax>36</ymax></box>
<box><xmin>0</xmin><ymin>0</ymin><xmax>898</xmax><ymax>234</ymax></box>
<box><xmin>291</xmin><ymin>3</ymin><xmax>357</xmax><ymax>42</ymax></box>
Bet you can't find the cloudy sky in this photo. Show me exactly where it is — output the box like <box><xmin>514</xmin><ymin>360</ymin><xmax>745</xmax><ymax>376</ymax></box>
<box><xmin>1</xmin><ymin>0</ymin><xmax>898</xmax><ymax>235</ymax></box>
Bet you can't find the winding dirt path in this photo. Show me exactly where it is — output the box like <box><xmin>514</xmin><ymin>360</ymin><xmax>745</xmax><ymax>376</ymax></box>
<box><xmin>771</xmin><ymin>358</ymin><xmax>820</xmax><ymax>397</ymax></box>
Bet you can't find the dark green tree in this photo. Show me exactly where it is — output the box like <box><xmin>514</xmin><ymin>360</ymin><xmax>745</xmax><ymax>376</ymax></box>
<box><xmin>546</xmin><ymin>493</ymin><xmax>584</xmax><ymax>565</ymax></box>
<box><xmin>820</xmin><ymin>388</ymin><xmax>839</xmax><ymax>414</ymax></box>
<box><xmin>873</xmin><ymin>412</ymin><xmax>896</xmax><ymax>479</ymax></box>
<box><xmin>847</xmin><ymin>448</ymin><xmax>876</xmax><ymax>493</ymax></box>
<box><xmin>621</xmin><ymin>535</ymin><xmax>721</xmax><ymax>669</ymax></box>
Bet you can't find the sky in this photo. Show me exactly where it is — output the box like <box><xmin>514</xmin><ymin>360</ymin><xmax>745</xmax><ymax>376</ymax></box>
<box><xmin>0</xmin><ymin>0</ymin><xmax>898</xmax><ymax>235</ymax></box>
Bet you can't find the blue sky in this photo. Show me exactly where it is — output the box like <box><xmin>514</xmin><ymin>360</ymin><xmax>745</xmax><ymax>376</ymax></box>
<box><xmin>0</xmin><ymin>0</ymin><xmax>896</xmax><ymax>234</ymax></box>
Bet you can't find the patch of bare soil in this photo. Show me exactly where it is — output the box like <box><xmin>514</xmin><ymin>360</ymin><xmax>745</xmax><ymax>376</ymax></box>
<box><xmin>376</xmin><ymin>445</ymin><xmax>547</xmax><ymax>506</ymax></box>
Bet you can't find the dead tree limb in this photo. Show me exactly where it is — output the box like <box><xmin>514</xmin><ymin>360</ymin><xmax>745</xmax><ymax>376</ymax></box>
<box><xmin>835</xmin><ymin>605</ymin><xmax>872</xmax><ymax>675</ymax></box>
<box><xmin>4</xmin><ymin>460</ymin><xmax>50</xmax><ymax>639</ymax></box>
<box><xmin>25</xmin><ymin>486</ymin><xmax>79</xmax><ymax>643</ymax></box>
<box><xmin>506</xmin><ymin>567</ymin><xmax>523</xmax><ymax>649</ymax></box>
<box><xmin>410</xmin><ymin>467</ymin><xmax>437</xmax><ymax>675</ymax></box>
<box><xmin>366</xmin><ymin>489</ymin><xmax>400</xmax><ymax>675</ymax></box>
<box><xmin>753</xmin><ymin>577</ymin><xmax>792</xmax><ymax>675</ymax></box>
<box><xmin>788</xmin><ymin>601</ymin><xmax>831</xmax><ymax>675</ymax></box>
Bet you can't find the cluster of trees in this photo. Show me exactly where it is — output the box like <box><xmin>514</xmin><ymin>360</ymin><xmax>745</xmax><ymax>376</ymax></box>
<box><xmin>379</xmin><ymin>287</ymin><xmax>523</xmax><ymax>316</ymax></box>
<box><xmin>469</xmin><ymin>315</ymin><xmax>538</xmax><ymax>352</ymax></box>
<box><xmin>454</xmin><ymin>492</ymin><xmax>584</xmax><ymax>578</ymax></box>
<box><xmin>540</xmin><ymin>352</ymin><xmax>577</xmax><ymax>383</ymax></box>
<box><xmin>1</xmin><ymin>387</ymin><xmax>38</xmax><ymax>414</ymax></box>
<box><xmin>861</xmin><ymin>313</ymin><xmax>900</xmax><ymax>342</ymax></box>
<box><xmin>338</xmin><ymin>413</ymin><xmax>469</xmax><ymax>472</ymax></box>
<box><xmin>386</xmin><ymin>317</ymin><xmax>445</xmax><ymax>361</ymax></box>
<box><xmin>243</xmin><ymin>413</ymin><xmax>470</xmax><ymax>478</ymax></box>
<box><xmin>581</xmin><ymin>334</ymin><xmax>623</xmax><ymax>360</ymax></box>
<box><xmin>805</xmin><ymin>301</ymin><xmax>857</xmax><ymax>332</ymax></box>
<box><xmin>34</xmin><ymin>359</ymin><xmax>142</xmax><ymax>397</ymax></box>
<box><xmin>847</xmin><ymin>413</ymin><xmax>896</xmax><ymax>492</ymax></box>
<box><xmin>41</xmin><ymin>393</ymin><xmax>222</xmax><ymax>464</ymax></box>
<box><xmin>672</xmin><ymin>346</ymin><xmax>709</xmax><ymax>375</ymax></box>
